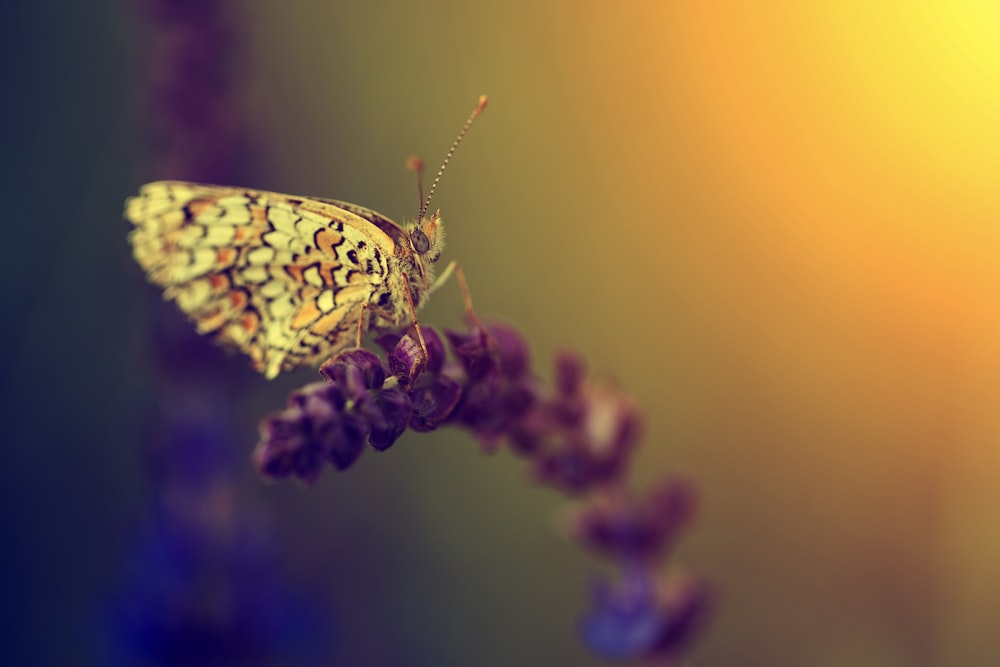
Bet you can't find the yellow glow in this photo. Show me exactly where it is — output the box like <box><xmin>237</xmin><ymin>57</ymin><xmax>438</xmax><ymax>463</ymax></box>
<box><xmin>247</xmin><ymin>1</ymin><xmax>1000</xmax><ymax>662</ymax></box>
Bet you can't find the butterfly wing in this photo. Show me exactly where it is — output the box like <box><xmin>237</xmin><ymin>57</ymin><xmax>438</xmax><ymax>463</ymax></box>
<box><xmin>126</xmin><ymin>181</ymin><xmax>399</xmax><ymax>378</ymax></box>
<box><xmin>311</xmin><ymin>197</ymin><xmax>410</xmax><ymax>243</ymax></box>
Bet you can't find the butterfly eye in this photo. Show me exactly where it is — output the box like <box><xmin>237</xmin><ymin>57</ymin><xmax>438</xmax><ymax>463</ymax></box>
<box><xmin>410</xmin><ymin>229</ymin><xmax>430</xmax><ymax>253</ymax></box>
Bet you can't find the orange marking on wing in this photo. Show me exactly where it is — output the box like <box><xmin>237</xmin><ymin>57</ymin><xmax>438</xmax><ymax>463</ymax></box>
<box><xmin>291</xmin><ymin>301</ymin><xmax>322</xmax><ymax>329</ymax></box>
<box><xmin>315</xmin><ymin>229</ymin><xmax>344</xmax><ymax>257</ymax></box>
<box><xmin>239</xmin><ymin>226</ymin><xmax>264</xmax><ymax>244</ymax></box>
<box><xmin>196</xmin><ymin>307</ymin><xmax>228</xmax><ymax>333</ymax></box>
<box><xmin>300</xmin><ymin>282</ymin><xmax>320</xmax><ymax>296</ymax></box>
<box><xmin>285</xmin><ymin>265</ymin><xmax>305</xmax><ymax>283</ymax></box>
<box><xmin>250</xmin><ymin>206</ymin><xmax>268</xmax><ymax>225</ymax></box>
<box><xmin>319</xmin><ymin>262</ymin><xmax>339</xmax><ymax>286</ymax></box>
<box><xmin>217</xmin><ymin>248</ymin><xmax>236</xmax><ymax>265</ymax></box>
<box><xmin>229</xmin><ymin>290</ymin><xmax>247</xmax><ymax>309</ymax></box>
<box><xmin>188</xmin><ymin>199</ymin><xmax>215</xmax><ymax>216</ymax></box>
<box><xmin>210</xmin><ymin>274</ymin><xmax>228</xmax><ymax>290</ymax></box>
<box><xmin>311</xmin><ymin>310</ymin><xmax>349</xmax><ymax>335</ymax></box>
<box><xmin>241</xmin><ymin>311</ymin><xmax>260</xmax><ymax>333</ymax></box>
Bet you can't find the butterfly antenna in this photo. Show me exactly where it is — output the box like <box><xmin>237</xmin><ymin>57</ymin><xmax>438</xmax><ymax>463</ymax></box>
<box><xmin>419</xmin><ymin>95</ymin><xmax>488</xmax><ymax>221</ymax></box>
<box><xmin>406</xmin><ymin>155</ymin><xmax>425</xmax><ymax>217</ymax></box>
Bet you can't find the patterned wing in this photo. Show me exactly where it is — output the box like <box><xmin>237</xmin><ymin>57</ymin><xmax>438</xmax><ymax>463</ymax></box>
<box><xmin>311</xmin><ymin>197</ymin><xmax>410</xmax><ymax>246</ymax></box>
<box><xmin>126</xmin><ymin>181</ymin><xmax>397</xmax><ymax>378</ymax></box>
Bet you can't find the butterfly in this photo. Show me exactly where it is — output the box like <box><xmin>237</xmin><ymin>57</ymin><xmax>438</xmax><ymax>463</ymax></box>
<box><xmin>126</xmin><ymin>96</ymin><xmax>486</xmax><ymax>379</ymax></box>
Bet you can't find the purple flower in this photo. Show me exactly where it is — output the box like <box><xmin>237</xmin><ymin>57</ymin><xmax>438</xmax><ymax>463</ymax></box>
<box><xmin>254</xmin><ymin>382</ymin><xmax>370</xmax><ymax>483</ymax></box>
<box><xmin>570</xmin><ymin>478</ymin><xmax>697</xmax><ymax>562</ymax></box>
<box><xmin>580</xmin><ymin>567</ymin><xmax>711</xmax><ymax>661</ymax></box>
<box><xmin>254</xmin><ymin>324</ymin><xmax>638</xmax><ymax>489</ymax></box>
<box><xmin>378</xmin><ymin>327</ymin><xmax>464</xmax><ymax>432</ymax></box>
<box><xmin>251</xmin><ymin>321</ymin><xmax>708</xmax><ymax>663</ymax></box>
<box><xmin>444</xmin><ymin>325</ymin><xmax>536</xmax><ymax>451</ymax></box>
<box><xmin>255</xmin><ymin>323</ymin><xmax>641</xmax><ymax>491</ymax></box>
<box><xmin>511</xmin><ymin>355</ymin><xmax>642</xmax><ymax>495</ymax></box>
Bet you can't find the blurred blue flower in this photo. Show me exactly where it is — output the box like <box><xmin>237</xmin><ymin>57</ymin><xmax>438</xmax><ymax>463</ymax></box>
<box><xmin>107</xmin><ymin>370</ymin><xmax>324</xmax><ymax>666</ymax></box>
<box><xmin>580</xmin><ymin>567</ymin><xmax>710</xmax><ymax>662</ymax></box>
<box><xmin>580</xmin><ymin>568</ymin><xmax>667</xmax><ymax>660</ymax></box>
<box><xmin>109</xmin><ymin>493</ymin><xmax>322</xmax><ymax>667</ymax></box>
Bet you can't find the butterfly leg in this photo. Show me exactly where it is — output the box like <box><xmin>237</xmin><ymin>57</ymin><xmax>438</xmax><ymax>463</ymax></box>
<box><xmin>356</xmin><ymin>303</ymin><xmax>369</xmax><ymax>348</ymax></box>
<box><xmin>430</xmin><ymin>261</ymin><xmax>486</xmax><ymax>333</ymax></box>
<box><xmin>430</xmin><ymin>261</ymin><xmax>498</xmax><ymax>363</ymax></box>
<box><xmin>357</xmin><ymin>302</ymin><xmax>398</xmax><ymax>348</ymax></box>
<box><xmin>402</xmin><ymin>281</ymin><xmax>430</xmax><ymax>359</ymax></box>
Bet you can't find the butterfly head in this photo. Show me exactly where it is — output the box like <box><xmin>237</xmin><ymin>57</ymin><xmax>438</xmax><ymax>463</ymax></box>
<box><xmin>408</xmin><ymin>210</ymin><xmax>445</xmax><ymax>264</ymax></box>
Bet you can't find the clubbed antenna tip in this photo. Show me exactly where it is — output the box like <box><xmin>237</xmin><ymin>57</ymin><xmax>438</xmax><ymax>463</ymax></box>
<box><xmin>407</xmin><ymin>155</ymin><xmax>425</xmax><ymax>214</ymax></box>
<box><xmin>406</xmin><ymin>155</ymin><xmax>425</xmax><ymax>172</ymax></box>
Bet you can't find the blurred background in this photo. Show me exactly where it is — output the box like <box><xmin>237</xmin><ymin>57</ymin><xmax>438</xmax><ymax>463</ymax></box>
<box><xmin>4</xmin><ymin>0</ymin><xmax>1000</xmax><ymax>665</ymax></box>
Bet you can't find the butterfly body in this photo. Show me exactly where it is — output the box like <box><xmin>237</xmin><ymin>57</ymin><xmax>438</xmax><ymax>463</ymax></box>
<box><xmin>126</xmin><ymin>180</ymin><xmax>444</xmax><ymax>378</ymax></box>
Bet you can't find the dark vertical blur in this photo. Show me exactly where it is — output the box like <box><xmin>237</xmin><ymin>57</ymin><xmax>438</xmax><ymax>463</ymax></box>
<box><xmin>106</xmin><ymin>1</ymin><xmax>323</xmax><ymax>665</ymax></box>
<box><xmin>2</xmin><ymin>1</ymin><xmax>322</xmax><ymax>665</ymax></box>
<box><xmin>2</xmin><ymin>2</ymin><xmax>139</xmax><ymax>666</ymax></box>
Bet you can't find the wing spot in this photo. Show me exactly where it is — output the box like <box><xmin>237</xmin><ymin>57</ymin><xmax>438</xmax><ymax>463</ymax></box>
<box><xmin>318</xmin><ymin>290</ymin><xmax>335</xmax><ymax>312</ymax></box>
<box><xmin>187</xmin><ymin>199</ymin><xmax>218</xmax><ymax>218</ymax></box>
<box><xmin>260</xmin><ymin>280</ymin><xmax>287</xmax><ymax>298</ymax></box>
<box><xmin>216</xmin><ymin>248</ymin><xmax>237</xmax><ymax>265</ymax></box>
<box><xmin>229</xmin><ymin>289</ymin><xmax>248</xmax><ymax>308</ymax></box>
<box><xmin>285</xmin><ymin>264</ymin><xmax>304</xmax><ymax>283</ymax></box>
<box><xmin>291</xmin><ymin>301</ymin><xmax>322</xmax><ymax>329</ymax></box>
<box><xmin>315</xmin><ymin>228</ymin><xmax>344</xmax><ymax>256</ymax></box>
<box><xmin>250</xmin><ymin>206</ymin><xmax>268</xmax><ymax>226</ymax></box>
<box><xmin>302</xmin><ymin>263</ymin><xmax>323</xmax><ymax>287</ymax></box>
<box><xmin>247</xmin><ymin>246</ymin><xmax>275</xmax><ymax>265</ymax></box>
<box><xmin>319</xmin><ymin>262</ymin><xmax>338</xmax><ymax>287</ymax></box>
<box><xmin>241</xmin><ymin>266</ymin><xmax>268</xmax><ymax>283</ymax></box>
<box><xmin>241</xmin><ymin>310</ymin><xmax>260</xmax><ymax>333</ymax></box>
